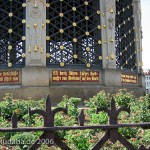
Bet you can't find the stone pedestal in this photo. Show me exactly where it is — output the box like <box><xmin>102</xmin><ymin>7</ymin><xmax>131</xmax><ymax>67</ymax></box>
<box><xmin>103</xmin><ymin>69</ymin><xmax>121</xmax><ymax>86</ymax></box>
<box><xmin>138</xmin><ymin>73</ymin><xmax>146</xmax><ymax>88</ymax></box>
<box><xmin>22</xmin><ymin>67</ymin><xmax>49</xmax><ymax>86</ymax></box>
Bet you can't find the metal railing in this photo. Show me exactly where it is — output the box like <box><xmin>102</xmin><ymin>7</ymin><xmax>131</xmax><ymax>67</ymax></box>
<box><xmin>0</xmin><ymin>95</ymin><xmax>150</xmax><ymax>150</ymax></box>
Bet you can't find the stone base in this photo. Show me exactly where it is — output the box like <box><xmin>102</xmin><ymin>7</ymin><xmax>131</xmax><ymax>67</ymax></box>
<box><xmin>22</xmin><ymin>67</ymin><xmax>49</xmax><ymax>86</ymax></box>
<box><xmin>0</xmin><ymin>67</ymin><xmax>146</xmax><ymax>105</ymax></box>
<box><xmin>0</xmin><ymin>85</ymin><xmax>145</xmax><ymax>106</ymax></box>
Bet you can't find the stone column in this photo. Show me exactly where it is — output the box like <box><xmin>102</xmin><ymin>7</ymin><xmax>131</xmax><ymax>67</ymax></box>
<box><xmin>133</xmin><ymin>0</ymin><xmax>143</xmax><ymax>73</ymax></box>
<box><xmin>25</xmin><ymin>0</ymin><xmax>46</xmax><ymax>66</ymax></box>
<box><xmin>101</xmin><ymin>0</ymin><xmax>121</xmax><ymax>86</ymax></box>
<box><xmin>22</xmin><ymin>0</ymin><xmax>49</xmax><ymax>86</ymax></box>
<box><xmin>100</xmin><ymin>0</ymin><xmax>107</xmax><ymax>69</ymax></box>
<box><xmin>133</xmin><ymin>0</ymin><xmax>145</xmax><ymax>88</ymax></box>
<box><xmin>101</xmin><ymin>0</ymin><xmax>116</xmax><ymax>69</ymax></box>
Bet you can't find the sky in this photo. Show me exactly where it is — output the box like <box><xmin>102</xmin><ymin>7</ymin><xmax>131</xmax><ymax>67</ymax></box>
<box><xmin>141</xmin><ymin>0</ymin><xmax>150</xmax><ymax>69</ymax></box>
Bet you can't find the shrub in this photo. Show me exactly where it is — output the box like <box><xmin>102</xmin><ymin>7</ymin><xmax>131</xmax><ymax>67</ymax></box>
<box><xmin>10</xmin><ymin>132</ymin><xmax>38</xmax><ymax>150</ymax></box>
<box><xmin>0</xmin><ymin>91</ymin><xmax>149</xmax><ymax>149</ymax></box>
<box><xmin>64</xmin><ymin>130</ymin><xmax>97</xmax><ymax>150</ymax></box>
<box><xmin>85</xmin><ymin>90</ymin><xmax>110</xmax><ymax>108</ymax></box>
<box><xmin>57</xmin><ymin>95</ymin><xmax>81</xmax><ymax>119</ymax></box>
<box><xmin>114</xmin><ymin>89</ymin><xmax>134</xmax><ymax>107</ymax></box>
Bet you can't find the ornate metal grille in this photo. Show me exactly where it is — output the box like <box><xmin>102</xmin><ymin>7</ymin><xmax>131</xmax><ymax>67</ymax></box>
<box><xmin>115</xmin><ymin>0</ymin><xmax>137</xmax><ymax>71</ymax></box>
<box><xmin>0</xmin><ymin>1</ymin><xmax>25</xmax><ymax>68</ymax></box>
<box><xmin>46</xmin><ymin>0</ymin><xmax>102</xmax><ymax>69</ymax></box>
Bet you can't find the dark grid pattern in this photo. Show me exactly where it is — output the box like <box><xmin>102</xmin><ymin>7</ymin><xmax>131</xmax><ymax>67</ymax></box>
<box><xmin>46</xmin><ymin>0</ymin><xmax>102</xmax><ymax>68</ymax></box>
<box><xmin>0</xmin><ymin>1</ymin><xmax>25</xmax><ymax>68</ymax></box>
<box><xmin>115</xmin><ymin>0</ymin><xmax>137</xmax><ymax>71</ymax></box>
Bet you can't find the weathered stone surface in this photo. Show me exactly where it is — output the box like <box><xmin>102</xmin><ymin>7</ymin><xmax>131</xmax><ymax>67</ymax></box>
<box><xmin>22</xmin><ymin>67</ymin><xmax>49</xmax><ymax>86</ymax></box>
<box><xmin>103</xmin><ymin>69</ymin><xmax>121</xmax><ymax>86</ymax></box>
<box><xmin>0</xmin><ymin>85</ymin><xmax>145</xmax><ymax>105</ymax></box>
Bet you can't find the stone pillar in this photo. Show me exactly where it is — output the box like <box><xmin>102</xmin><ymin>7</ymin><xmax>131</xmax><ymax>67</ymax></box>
<box><xmin>22</xmin><ymin>0</ymin><xmax>49</xmax><ymax>86</ymax></box>
<box><xmin>101</xmin><ymin>0</ymin><xmax>116</xmax><ymax>69</ymax></box>
<box><xmin>100</xmin><ymin>0</ymin><xmax>107</xmax><ymax>69</ymax></box>
<box><xmin>133</xmin><ymin>0</ymin><xmax>143</xmax><ymax>73</ymax></box>
<box><xmin>25</xmin><ymin>0</ymin><xmax>46</xmax><ymax>66</ymax></box>
<box><xmin>101</xmin><ymin>0</ymin><xmax>121</xmax><ymax>86</ymax></box>
<box><xmin>133</xmin><ymin>0</ymin><xmax>145</xmax><ymax>88</ymax></box>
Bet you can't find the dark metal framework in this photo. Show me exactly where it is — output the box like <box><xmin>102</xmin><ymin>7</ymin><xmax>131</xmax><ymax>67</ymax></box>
<box><xmin>46</xmin><ymin>0</ymin><xmax>102</xmax><ymax>68</ymax></box>
<box><xmin>115</xmin><ymin>0</ymin><xmax>137</xmax><ymax>71</ymax></box>
<box><xmin>1</xmin><ymin>95</ymin><xmax>150</xmax><ymax>149</ymax></box>
<box><xmin>0</xmin><ymin>1</ymin><xmax>25</xmax><ymax>68</ymax></box>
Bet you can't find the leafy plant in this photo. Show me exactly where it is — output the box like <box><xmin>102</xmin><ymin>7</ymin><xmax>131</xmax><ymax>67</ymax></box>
<box><xmin>114</xmin><ymin>89</ymin><xmax>134</xmax><ymax>107</ymax></box>
<box><xmin>10</xmin><ymin>132</ymin><xmax>38</xmax><ymax>150</ymax></box>
<box><xmin>57</xmin><ymin>95</ymin><xmax>81</xmax><ymax>117</ymax></box>
<box><xmin>85</xmin><ymin>90</ymin><xmax>110</xmax><ymax>108</ymax></box>
<box><xmin>65</xmin><ymin>130</ymin><xmax>97</xmax><ymax>150</ymax></box>
<box><xmin>0</xmin><ymin>91</ymin><xmax>149</xmax><ymax>149</ymax></box>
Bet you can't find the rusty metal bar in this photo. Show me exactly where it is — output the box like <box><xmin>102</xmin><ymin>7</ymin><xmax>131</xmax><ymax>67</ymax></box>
<box><xmin>0</xmin><ymin>123</ymin><xmax>149</xmax><ymax>132</ymax></box>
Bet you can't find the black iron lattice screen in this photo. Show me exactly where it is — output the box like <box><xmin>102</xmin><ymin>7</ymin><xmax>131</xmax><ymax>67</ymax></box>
<box><xmin>0</xmin><ymin>1</ymin><xmax>25</xmax><ymax>68</ymax></box>
<box><xmin>115</xmin><ymin>0</ymin><xmax>137</xmax><ymax>71</ymax></box>
<box><xmin>46</xmin><ymin>0</ymin><xmax>102</xmax><ymax>69</ymax></box>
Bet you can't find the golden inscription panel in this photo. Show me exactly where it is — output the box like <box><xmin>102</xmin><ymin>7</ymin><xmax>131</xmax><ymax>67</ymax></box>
<box><xmin>52</xmin><ymin>70</ymin><xmax>99</xmax><ymax>82</ymax></box>
<box><xmin>0</xmin><ymin>71</ymin><xmax>19</xmax><ymax>83</ymax></box>
<box><xmin>121</xmin><ymin>74</ymin><xmax>138</xmax><ymax>84</ymax></box>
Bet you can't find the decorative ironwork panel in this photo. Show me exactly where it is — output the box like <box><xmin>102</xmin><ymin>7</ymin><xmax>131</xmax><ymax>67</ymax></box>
<box><xmin>115</xmin><ymin>0</ymin><xmax>137</xmax><ymax>71</ymax></box>
<box><xmin>0</xmin><ymin>1</ymin><xmax>25</xmax><ymax>68</ymax></box>
<box><xmin>46</xmin><ymin>0</ymin><xmax>102</xmax><ymax>68</ymax></box>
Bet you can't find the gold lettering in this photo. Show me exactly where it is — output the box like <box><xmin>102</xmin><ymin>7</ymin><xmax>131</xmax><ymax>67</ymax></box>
<box><xmin>0</xmin><ymin>77</ymin><xmax>3</xmax><ymax>82</ymax></box>
<box><xmin>53</xmin><ymin>71</ymin><xmax>58</xmax><ymax>75</ymax></box>
<box><xmin>90</xmin><ymin>72</ymin><xmax>97</xmax><ymax>76</ymax></box>
<box><xmin>92</xmin><ymin>77</ymin><xmax>98</xmax><ymax>81</ymax></box>
<box><xmin>4</xmin><ymin>77</ymin><xmax>9</xmax><ymax>82</ymax></box>
<box><xmin>130</xmin><ymin>76</ymin><xmax>133</xmax><ymax>79</ymax></box>
<box><xmin>68</xmin><ymin>76</ymin><xmax>80</xmax><ymax>81</ymax></box>
<box><xmin>69</xmin><ymin>71</ymin><xmax>78</xmax><ymax>76</ymax></box>
<box><xmin>60</xmin><ymin>71</ymin><xmax>67</xmax><ymax>76</ymax></box>
<box><xmin>81</xmin><ymin>77</ymin><xmax>86</xmax><ymax>81</ymax></box>
<box><xmin>13</xmin><ymin>77</ymin><xmax>19</xmax><ymax>81</ymax></box>
<box><xmin>87</xmin><ymin>77</ymin><xmax>91</xmax><ymax>80</ymax></box>
<box><xmin>52</xmin><ymin>70</ymin><xmax>99</xmax><ymax>82</ymax></box>
<box><xmin>81</xmin><ymin>71</ymin><xmax>89</xmax><ymax>76</ymax></box>
<box><xmin>121</xmin><ymin>74</ymin><xmax>137</xmax><ymax>84</ymax></box>
<box><xmin>62</xmin><ymin>77</ymin><xmax>67</xmax><ymax>81</ymax></box>
<box><xmin>10</xmin><ymin>71</ymin><xmax>18</xmax><ymax>76</ymax></box>
<box><xmin>53</xmin><ymin>76</ymin><xmax>61</xmax><ymax>81</ymax></box>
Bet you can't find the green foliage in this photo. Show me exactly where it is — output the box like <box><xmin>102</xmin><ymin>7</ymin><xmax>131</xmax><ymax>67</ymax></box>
<box><xmin>114</xmin><ymin>89</ymin><xmax>134</xmax><ymax>107</ymax></box>
<box><xmin>85</xmin><ymin>90</ymin><xmax>110</xmax><ymax>108</ymax></box>
<box><xmin>90</xmin><ymin>113</ymin><xmax>108</xmax><ymax>124</ymax></box>
<box><xmin>10</xmin><ymin>132</ymin><xmax>37</xmax><ymax>150</ymax></box>
<box><xmin>119</xmin><ymin>127</ymin><xmax>139</xmax><ymax>139</ymax></box>
<box><xmin>85</xmin><ymin>109</ymin><xmax>108</xmax><ymax>125</ymax></box>
<box><xmin>145</xmin><ymin>94</ymin><xmax>150</xmax><ymax>108</ymax></box>
<box><xmin>139</xmin><ymin>95</ymin><xmax>150</xmax><ymax>122</ymax></box>
<box><xmin>57</xmin><ymin>95</ymin><xmax>81</xmax><ymax>117</ymax></box>
<box><xmin>0</xmin><ymin>90</ymin><xmax>149</xmax><ymax>149</ymax></box>
<box><xmin>64</xmin><ymin>130</ymin><xmax>97</xmax><ymax>150</ymax></box>
<box><xmin>142</xmin><ymin>130</ymin><xmax>150</xmax><ymax>145</ymax></box>
<box><xmin>55</xmin><ymin>96</ymin><xmax>82</xmax><ymax>139</ymax></box>
<box><xmin>0</xmin><ymin>93</ymin><xmax>45</xmax><ymax>121</ymax></box>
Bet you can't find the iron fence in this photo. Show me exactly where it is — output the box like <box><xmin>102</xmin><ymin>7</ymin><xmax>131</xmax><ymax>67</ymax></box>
<box><xmin>0</xmin><ymin>95</ymin><xmax>149</xmax><ymax>150</ymax></box>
